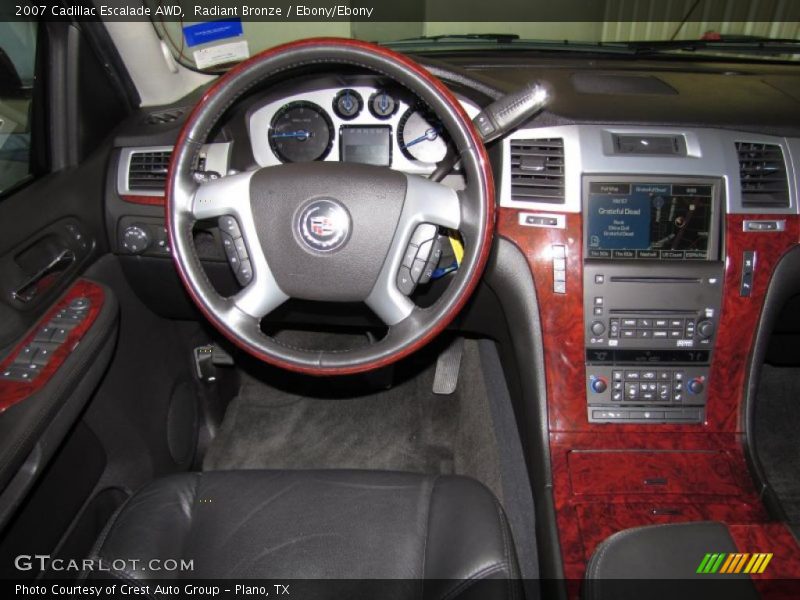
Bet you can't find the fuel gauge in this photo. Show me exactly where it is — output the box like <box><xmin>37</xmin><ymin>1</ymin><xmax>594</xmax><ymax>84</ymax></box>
<box><xmin>368</xmin><ymin>90</ymin><xmax>398</xmax><ymax>119</ymax></box>
<box><xmin>332</xmin><ymin>89</ymin><xmax>362</xmax><ymax>120</ymax></box>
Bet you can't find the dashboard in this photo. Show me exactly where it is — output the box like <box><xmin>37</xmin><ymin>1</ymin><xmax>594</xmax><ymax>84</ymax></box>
<box><xmin>104</xmin><ymin>56</ymin><xmax>800</xmax><ymax>581</ymax></box>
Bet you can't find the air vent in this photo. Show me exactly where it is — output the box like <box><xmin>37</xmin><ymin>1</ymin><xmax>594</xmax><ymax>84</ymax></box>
<box><xmin>144</xmin><ymin>108</ymin><xmax>185</xmax><ymax>125</ymax></box>
<box><xmin>510</xmin><ymin>138</ymin><xmax>565</xmax><ymax>203</ymax></box>
<box><xmin>736</xmin><ymin>142</ymin><xmax>790</xmax><ymax>208</ymax></box>
<box><xmin>128</xmin><ymin>150</ymin><xmax>172</xmax><ymax>191</ymax></box>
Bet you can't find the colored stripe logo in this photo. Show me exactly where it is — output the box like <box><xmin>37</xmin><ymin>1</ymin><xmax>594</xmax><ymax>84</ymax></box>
<box><xmin>697</xmin><ymin>553</ymin><xmax>773</xmax><ymax>574</ymax></box>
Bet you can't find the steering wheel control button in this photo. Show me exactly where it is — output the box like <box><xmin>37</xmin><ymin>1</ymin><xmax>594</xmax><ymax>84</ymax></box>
<box><xmin>411</xmin><ymin>258</ymin><xmax>427</xmax><ymax>283</ymax></box>
<box><xmin>234</xmin><ymin>237</ymin><xmax>249</xmax><ymax>260</ymax></box>
<box><xmin>219</xmin><ymin>216</ymin><xmax>242</xmax><ymax>239</ymax></box>
<box><xmin>237</xmin><ymin>260</ymin><xmax>253</xmax><ymax>285</ymax></box>
<box><xmin>397</xmin><ymin>267</ymin><xmax>415</xmax><ymax>295</ymax></box>
<box><xmin>402</xmin><ymin>244</ymin><xmax>418</xmax><ymax>269</ymax></box>
<box><xmin>411</xmin><ymin>223</ymin><xmax>438</xmax><ymax>246</ymax></box>
<box><xmin>297</xmin><ymin>198</ymin><xmax>351</xmax><ymax>253</ymax></box>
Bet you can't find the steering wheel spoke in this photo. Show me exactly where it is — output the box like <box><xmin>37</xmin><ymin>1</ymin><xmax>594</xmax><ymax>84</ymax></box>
<box><xmin>365</xmin><ymin>174</ymin><xmax>461</xmax><ymax>326</ymax></box>
<box><xmin>192</xmin><ymin>170</ymin><xmax>254</xmax><ymax>220</ymax></box>
<box><xmin>191</xmin><ymin>170</ymin><xmax>291</xmax><ymax>319</ymax></box>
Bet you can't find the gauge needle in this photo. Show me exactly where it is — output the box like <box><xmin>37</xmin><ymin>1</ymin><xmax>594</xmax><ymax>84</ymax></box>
<box><xmin>404</xmin><ymin>127</ymin><xmax>440</xmax><ymax>148</ymax></box>
<box><xmin>272</xmin><ymin>130</ymin><xmax>311</xmax><ymax>140</ymax></box>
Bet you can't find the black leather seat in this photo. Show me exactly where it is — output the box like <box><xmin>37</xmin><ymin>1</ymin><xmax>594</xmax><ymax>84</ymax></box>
<box><xmin>584</xmin><ymin>521</ymin><xmax>758</xmax><ymax>600</ymax></box>
<box><xmin>89</xmin><ymin>470</ymin><xmax>520</xmax><ymax>597</ymax></box>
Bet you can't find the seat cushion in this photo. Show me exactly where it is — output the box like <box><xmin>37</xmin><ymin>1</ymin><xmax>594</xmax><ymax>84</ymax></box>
<box><xmin>89</xmin><ymin>470</ymin><xmax>519</xmax><ymax>595</ymax></box>
<box><xmin>584</xmin><ymin>521</ymin><xmax>758</xmax><ymax>600</ymax></box>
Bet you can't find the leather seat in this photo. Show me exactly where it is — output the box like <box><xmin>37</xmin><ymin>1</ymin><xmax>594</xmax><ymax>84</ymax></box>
<box><xmin>88</xmin><ymin>470</ymin><xmax>520</xmax><ymax>597</ymax></box>
<box><xmin>584</xmin><ymin>521</ymin><xmax>758</xmax><ymax>600</ymax></box>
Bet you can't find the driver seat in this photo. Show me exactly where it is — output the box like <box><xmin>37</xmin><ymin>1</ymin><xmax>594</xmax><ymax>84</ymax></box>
<box><xmin>86</xmin><ymin>470</ymin><xmax>520</xmax><ymax>597</ymax></box>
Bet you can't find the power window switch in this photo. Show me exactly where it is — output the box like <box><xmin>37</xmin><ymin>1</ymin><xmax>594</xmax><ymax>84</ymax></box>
<box><xmin>1</xmin><ymin>364</ymin><xmax>40</xmax><ymax>382</ymax></box>
<box><xmin>51</xmin><ymin>327</ymin><xmax>71</xmax><ymax>344</ymax></box>
<box><xmin>31</xmin><ymin>342</ymin><xmax>59</xmax><ymax>367</ymax></box>
<box><xmin>14</xmin><ymin>345</ymin><xmax>37</xmax><ymax>365</ymax></box>
<box><xmin>34</xmin><ymin>326</ymin><xmax>57</xmax><ymax>342</ymax></box>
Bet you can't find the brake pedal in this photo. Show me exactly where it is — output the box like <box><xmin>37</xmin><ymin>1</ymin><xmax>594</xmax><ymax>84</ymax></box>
<box><xmin>194</xmin><ymin>344</ymin><xmax>234</xmax><ymax>382</ymax></box>
<box><xmin>433</xmin><ymin>338</ymin><xmax>464</xmax><ymax>395</ymax></box>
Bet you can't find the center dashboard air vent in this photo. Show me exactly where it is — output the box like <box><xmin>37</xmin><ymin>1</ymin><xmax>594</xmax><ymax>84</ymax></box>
<box><xmin>509</xmin><ymin>138</ymin><xmax>565</xmax><ymax>204</ymax></box>
<box><xmin>127</xmin><ymin>150</ymin><xmax>172</xmax><ymax>191</ymax></box>
<box><xmin>736</xmin><ymin>142</ymin><xmax>790</xmax><ymax>208</ymax></box>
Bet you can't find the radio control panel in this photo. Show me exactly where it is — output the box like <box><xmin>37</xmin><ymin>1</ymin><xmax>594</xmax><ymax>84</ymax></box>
<box><xmin>584</xmin><ymin>262</ymin><xmax>722</xmax><ymax>351</ymax></box>
<box><xmin>582</xmin><ymin>176</ymin><xmax>724</xmax><ymax>424</ymax></box>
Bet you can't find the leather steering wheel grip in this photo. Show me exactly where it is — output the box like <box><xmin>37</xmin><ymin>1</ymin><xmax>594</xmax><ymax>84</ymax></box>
<box><xmin>166</xmin><ymin>38</ymin><xmax>495</xmax><ymax>375</ymax></box>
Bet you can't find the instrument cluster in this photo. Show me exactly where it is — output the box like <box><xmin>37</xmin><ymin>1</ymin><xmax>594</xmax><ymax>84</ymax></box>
<box><xmin>248</xmin><ymin>86</ymin><xmax>479</xmax><ymax>175</ymax></box>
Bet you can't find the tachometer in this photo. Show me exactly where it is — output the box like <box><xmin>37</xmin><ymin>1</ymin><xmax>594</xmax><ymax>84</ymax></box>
<box><xmin>397</xmin><ymin>108</ymin><xmax>448</xmax><ymax>164</ymax></box>
<box><xmin>269</xmin><ymin>101</ymin><xmax>334</xmax><ymax>163</ymax></box>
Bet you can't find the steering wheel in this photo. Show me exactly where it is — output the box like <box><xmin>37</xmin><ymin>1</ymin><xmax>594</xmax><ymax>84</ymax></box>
<box><xmin>167</xmin><ymin>38</ymin><xmax>494</xmax><ymax>375</ymax></box>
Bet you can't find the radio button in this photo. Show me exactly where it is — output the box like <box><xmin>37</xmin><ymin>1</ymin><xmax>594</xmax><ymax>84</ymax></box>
<box><xmin>637</xmin><ymin>319</ymin><xmax>652</xmax><ymax>328</ymax></box>
<box><xmin>670</xmin><ymin>319</ymin><xmax>683</xmax><ymax>328</ymax></box>
<box><xmin>621</xmin><ymin>318</ymin><xmax>637</xmax><ymax>327</ymax></box>
<box><xmin>622</xmin><ymin>329</ymin><xmax>636</xmax><ymax>338</ymax></box>
<box><xmin>669</xmin><ymin>330</ymin><xmax>682</xmax><ymax>338</ymax></box>
<box><xmin>609</xmin><ymin>320</ymin><xmax>620</xmax><ymax>338</ymax></box>
<box><xmin>655</xmin><ymin>319</ymin><xmax>668</xmax><ymax>327</ymax></box>
<box><xmin>653</xmin><ymin>330</ymin><xmax>668</xmax><ymax>338</ymax></box>
<box><xmin>638</xmin><ymin>330</ymin><xmax>652</xmax><ymax>338</ymax></box>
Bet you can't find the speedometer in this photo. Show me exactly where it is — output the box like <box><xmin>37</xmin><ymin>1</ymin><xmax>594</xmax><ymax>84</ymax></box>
<box><xmin>397</xmin><ymin>108</ymin><xmax>448</xmax><ymax>164</ymax></box>
<box><xmin>269</xmin><ymin>101</ymin><xmax>334</xmax><ymax>163</ymax></box>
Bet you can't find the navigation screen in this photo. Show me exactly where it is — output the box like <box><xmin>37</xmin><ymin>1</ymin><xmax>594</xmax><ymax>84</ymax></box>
<box><xmin>586</xmin><ymin>182</ymin><xmax>714</xmax><ymax>260</ymax></box>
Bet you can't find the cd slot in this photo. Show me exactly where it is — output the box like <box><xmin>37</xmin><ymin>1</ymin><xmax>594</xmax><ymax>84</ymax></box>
<box><xmin>608</xmin><ymin>309</ymin><xmax>697</xmax><ymax>315</ymax></box>
<box><xmin>609</xmin><ymin>276</ymin><xmax>702</xmax><ymax>284</ymax></box>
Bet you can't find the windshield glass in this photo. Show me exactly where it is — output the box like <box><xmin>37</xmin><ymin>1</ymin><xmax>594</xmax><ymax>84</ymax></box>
<box><xmin>149</xmin><ymin>1</ymin><xmax>800</xmax><ymax>72</ymax></box>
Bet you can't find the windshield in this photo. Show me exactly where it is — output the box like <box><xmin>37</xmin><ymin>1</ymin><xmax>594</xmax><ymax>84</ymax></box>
<box><xmin>149</xmin><ymin>2</ymin><xmax>800</xmax><ymax>72</ymax></box>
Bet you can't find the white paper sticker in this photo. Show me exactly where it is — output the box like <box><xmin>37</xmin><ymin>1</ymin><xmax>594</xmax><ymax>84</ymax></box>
<box><xmin>193</xmin><ymin>41</ymin><xmax>250</xmax><ymax>69</ymax></box>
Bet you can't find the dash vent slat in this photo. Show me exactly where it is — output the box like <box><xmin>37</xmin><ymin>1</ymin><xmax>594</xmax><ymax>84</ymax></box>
<box><xmin>736</xmin><ymin>142</ymin><xmax>790</xmax><ymax>208</ymax></box>
<box><xmin>510</xmin><ymin>138</ymin><xmax>565</xmax><ymax>204</ymax></box>
<box><xmin>128</xmin><ymin>150</ymin><xmax>172</xmax><ymax>191</ymax></box>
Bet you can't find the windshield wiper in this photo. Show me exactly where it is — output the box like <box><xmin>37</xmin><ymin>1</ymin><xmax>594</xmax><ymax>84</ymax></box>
<box><xmin>621</xmin><ymin>38</ymin><xmax>800</xmax><ymax>56</ymax></box>
<box><xmin>389</xmin><ymin>33</ymin><xmax>521</xmax><ymax>45</ymax></box>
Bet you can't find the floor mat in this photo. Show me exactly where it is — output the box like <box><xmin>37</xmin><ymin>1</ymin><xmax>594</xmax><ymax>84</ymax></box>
<box><xmin>203</xmin><ymin>338</ymin><xmax>502</xmax><ymax>502</ymax></box>
<box><xmin>754</xmin><ymin>364</ymin><xmax>800</xmax><ymax>522</ymax></box>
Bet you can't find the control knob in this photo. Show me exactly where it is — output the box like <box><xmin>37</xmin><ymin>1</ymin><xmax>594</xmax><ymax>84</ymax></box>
<box><xmin>590</xmin><ymin>321</ymin><xmax>606</xmax><ymax>336</ymax></box>
<box><xmin>697</xmin><ymin>320</ymin><xmax>715</xmax><ymax>339</ymax></box>
<box><xmin>590</xmin><ymin>376</ymin><xmax>608</xmax><ymax>394</ymax></box>
<box><xmin>687</xmin><ymin>377</ymin><xmax>705</xmax><ymax>395</ymax></box>
<box><xmin>121</xmin><ymin>225</ymin><xmax>151</xmax><ymax>254</ymax></box>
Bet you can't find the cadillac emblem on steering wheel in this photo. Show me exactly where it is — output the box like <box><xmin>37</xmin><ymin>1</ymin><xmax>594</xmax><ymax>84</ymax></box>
<box><xmin>297</xmin><ymin>198</ymin><xmax>351</xmax><ymax>253</ymax></box>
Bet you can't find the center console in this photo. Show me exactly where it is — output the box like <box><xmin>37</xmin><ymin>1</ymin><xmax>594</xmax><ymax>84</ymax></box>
<box><xmin>583</xmin><ymin>176</ymin><xmax>724</xmax><ymax>423</ymax></box>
